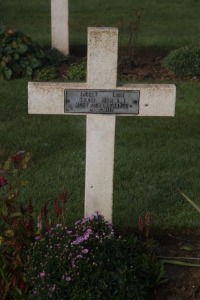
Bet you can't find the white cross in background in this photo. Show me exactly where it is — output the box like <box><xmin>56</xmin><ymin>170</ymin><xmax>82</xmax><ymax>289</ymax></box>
<box><xmin>51</xmin><ymin>0</ymin><xmax>69</xmax><ymax>55</ymax></box>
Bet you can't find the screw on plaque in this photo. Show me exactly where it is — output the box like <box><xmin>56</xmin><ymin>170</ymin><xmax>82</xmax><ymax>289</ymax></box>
<box><xmin>66</xmin><ymin>103</ymin><xmax>73</xmax><ymax>111</ymax></box>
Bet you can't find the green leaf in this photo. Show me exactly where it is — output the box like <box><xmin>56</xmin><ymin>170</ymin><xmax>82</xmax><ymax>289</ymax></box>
<box><xmin>162</xmin><ymin>259</ymin><xmax>200</xmax><ymax>267</ymax></box>
<box><xmin>0</xmin><ymin>23</ymin><xmax>5</xmax><ymax>35</ymax></box>
<box><xmin>0</xmin><ymin>268</ymin><xmax>6</xmax><ymax>280</ymax></box>
<box><xmin>26</xmin><ymin>66</ymin><xmax>32</xmax><ymax>77</ymax></box>
<box><xmin>4</xmin><ymin>45</ymin><xmax>12</xmax><ymax>54</ymax></box>
<box><xmin>20</xmin><ymin>58</ymin><xmax>29</xmax><ymax>68</ymax></box>
<box><xmin>17</xmin><ymin>43</ymin><xmax>28</xmax><ymax>54</ymax></box>
<box><xmin>3</xmin><ymin>67</ymin><xmax>12</xmax><ymax>79</ymax></box>
<box><xmin>1</xmin><ymin>61</ymin><xmax>6</xmax><ymax>68</ymax></box>
<box><xmin>31</xmin><ymin>57</ymin><xmax>40</xmax><ymax>68</ymax></box>
<box><xmin>10</xmin><ymin>168</ymin><xmax>18</xmax><ymax>174</ymax></box>
<box><xmin>15</xmin><ymin>286</ymin><xmax>22</xmax><ymax>295</ymax></box>
<box><xmin>10</xmin><ymin>212</ymin><xmax>22</xmax><ymax>218</ymax></box>
<box><xmin>20</xmin><ymin>152</ymin><xmax>31</xmax><ymax>169</ymax></box>
<box><xmin>3</xmin><ymin>159</ymin><xmax>11</xmax><ymax>170</ymax></box>
<box><xmin>13</xmin><ymin>53</ymin><xmax>19</xmax><ymax>61</ymax></box>
<box><xmin>11</xmin><ymin>41</ymin><xmax>18</xmax><ymax>49</ymax></box>
<box><xmin>180</xmin><ymin>245</ymin><xmax>193</xmax><ymax>251</ymax></box>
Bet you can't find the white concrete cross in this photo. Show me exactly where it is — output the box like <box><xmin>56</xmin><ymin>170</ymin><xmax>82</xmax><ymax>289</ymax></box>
<box><xmin>28</xmin><ymin>27</ymin><xmax>176</xmax><ymax>222</ymax></box>
<box><xmin>51</xmin><ymin>0</ymin><xmax>69</xmax><ymax>55</ymax></box>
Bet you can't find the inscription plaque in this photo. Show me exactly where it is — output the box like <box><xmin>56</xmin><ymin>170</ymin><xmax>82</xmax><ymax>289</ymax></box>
<box><xmin>64</xmin><ymin>89</ymin><xmax>140</xmax><ymax>114</ymax></box>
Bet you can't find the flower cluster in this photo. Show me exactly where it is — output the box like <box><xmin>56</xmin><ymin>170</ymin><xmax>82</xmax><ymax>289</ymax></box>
<box><xmin>25</xmin><ymin>212</ymin><xmax>165</xmax><ymax>300</ymax></box>
<box><xmin>26</xmin><ymin>213</ymin><xmax>114</xmax><ymax>299</ymax></box>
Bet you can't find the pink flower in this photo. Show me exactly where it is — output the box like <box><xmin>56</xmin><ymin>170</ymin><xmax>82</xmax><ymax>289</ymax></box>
<box><xmin>81</xmin><ymin>248</ymin><xmax>89</xmax><ymax>254</ymax></box>
<box><xmin>40</xmin><ymin>272</ymin><xmax>45</xmax><ymax>278</ymax></box>
<box><xmin>72</xmin><ymin>236</ymin><xmax>85</xmax><ymax>245</ymax></box>
<box><xmin>81</xmin><ymin>217</ymin><xmax>89</xmax><ymax>224</ymax></box>
<box><xmin>65</xmin><ymin>276</ymin><xmax>71</xmax><ymax>281</ymax></box>
<box><xmin>56</xmin><ymin>224</ymin><xmax>62</xmax><ymax>228</ymax></box>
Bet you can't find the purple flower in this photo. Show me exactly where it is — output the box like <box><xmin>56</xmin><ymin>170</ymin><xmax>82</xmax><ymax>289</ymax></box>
<box><xmin>81</xmin><ymin>248</ymin><xmax>89</xmax><ymax>254</ymax></box>
<box><xmin>72</xmin><ymin>236</ymin><xmax>85</xmax><ymax>245</ymax></box>
<box><xmin>83</xmin><ymin>233</ymin><xmax>90</xmax><ymax>240</ymax></box>
<box><xmin>81</xmin><ymin>217</ymin><xmax>89</xmax><ymax>224</ymax></box>
<box><xmin>40</xmin><ymin>272</ymin><xmax>45</xmax><ymax>278</ymax></box>
<box><xmin>56</xmin><ymin>224</ymin><xmax>62</xmax><ymax>228</ymax></box>
<box><xmin>89</xmin><ymin>214</ymin><xmax>94</xmax><ymax>220</ymax></box>
<box><xmin>83</xmin><ymin>228</ymin><xmax>93</xmax><ymax>240</ymax></box>
<box><xmin>65</xmin><ymin>276</ymin><xmax>71</xmax><ymax>281</ymax></box>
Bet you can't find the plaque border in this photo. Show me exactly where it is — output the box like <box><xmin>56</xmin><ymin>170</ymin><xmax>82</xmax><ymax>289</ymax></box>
<box><xmin>64</xmin><ymin>89</ymin><xmax>140</xmax><ymax>115</ymax></box>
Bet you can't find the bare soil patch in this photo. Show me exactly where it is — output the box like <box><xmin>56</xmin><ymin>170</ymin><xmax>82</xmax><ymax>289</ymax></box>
<box><xmin>152</xmin><ymin>232</ymin><xmax>200</xmax><ymax>300</ymax></box>
<box><xmin>61</xmin><ymin>47</ymin><xmax>200</xmax><ymax>83</ymax></box>
<box><xmin>119</xmin><ymin>48</ymin><xmax>200</xmax><ymax>82</ymax></box>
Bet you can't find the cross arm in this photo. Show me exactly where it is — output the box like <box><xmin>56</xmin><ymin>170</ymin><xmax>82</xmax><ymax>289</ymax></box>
<box><xmin>28</xmin><ymin>82</ymin><xmax>86</xmax><ymax>115</ymax></box>
<box><xmin>28</xmin><ymin>82</ymin><xmax>176</xmax><ymax>117</ymax></box>
<box><xmin>120</xmin><ymin>83</ymin><xmax>176</xmax><ymax>116</ymax></box>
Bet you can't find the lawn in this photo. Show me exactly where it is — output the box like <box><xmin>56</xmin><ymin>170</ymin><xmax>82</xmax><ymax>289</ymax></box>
<box><xmin>1</xmin><ymin>0</ymin><xmax>200</xmax><ymax>48</ymax></box>
<box><xmin>0</xmin><ymin>0</ymin><xmax>200</xmax><ymax>231</ymax></box>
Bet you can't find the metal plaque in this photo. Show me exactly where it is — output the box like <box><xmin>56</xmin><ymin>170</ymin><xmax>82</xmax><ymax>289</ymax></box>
<box><xmin>64</xmin><ymin>89</ymin><xmax>139</xmax><ymax>114</ymax></box>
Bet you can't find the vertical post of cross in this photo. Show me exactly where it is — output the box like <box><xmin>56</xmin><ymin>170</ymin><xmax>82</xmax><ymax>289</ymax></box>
<box><xmin>84</xmin><ymin>28</ymin><xmax>118</xmax><ymax>222</ymax></box>
<box><xmin>51</xmin><ymin>0</ymin><xmax>69</xmax><ymax>55</ymax></box>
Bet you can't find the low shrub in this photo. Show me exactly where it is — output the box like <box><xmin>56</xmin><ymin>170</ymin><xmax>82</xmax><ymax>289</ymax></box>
<box><xmin>33</xmin><ymin>66</ymin><xmax>58</xmax><ymax>81</ymax></box>
<box><xmin>0</xmin><ymin>24</ymin><xmax>46</xmax><ymax>80</ymax></box>
<box><xmin>26</xmin><ymin>213</ymin><xmax>166</xmax><ymax>300</ymax></box>
<box><xmin>163</xmin><ymin>45</ymin><xmax>200</xmax><ymax>76</ymax></box>
<box><xmin>67</xmin><ymin>61</ymin><xmax>86</xmax><ymax>81</ymax></box>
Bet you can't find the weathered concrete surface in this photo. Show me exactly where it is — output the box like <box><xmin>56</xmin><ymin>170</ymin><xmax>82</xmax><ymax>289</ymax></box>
<box><xmin>87</xmin><ymin>27</ymin><xmax>118</xmax><ymax>89</ymax></box>
<box><xmin>28</xmin><ymin>83</ymin><xmax>176</xmax><ymax>117</ymax></box>
<box><xmin>28</xmin><ymin>27</ymin><xmax>176</xmax><ymax>223</ymax></box>
<box><xmin>51</xmin><ymin>0</ymin><xmax>69</xmax><ymax>55</ymax></box>
<box><xmin>85</xmin><ymin>28</ymin><xmax>118</xmax><ymax>221</ymax></box>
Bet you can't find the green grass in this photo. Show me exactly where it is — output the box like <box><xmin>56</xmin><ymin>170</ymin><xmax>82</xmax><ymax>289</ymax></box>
<box><xmin>114</xmin><ymin>83</ymin><xmax>200</xmax><ymax>230</ymax></box>
<box><xmin>0</xmin><ymin>1</ymin><xmax>200</xmax><ymax>231</ymax></box>
<box><xmin>0</xmin><ymin>80</ymin><xmax>199</xmax><ymax>230</ymax></box>
<box><xmin>1</xmin><ymin>0</ymin><xmax>200</xmax><ymax>48</ymax></box>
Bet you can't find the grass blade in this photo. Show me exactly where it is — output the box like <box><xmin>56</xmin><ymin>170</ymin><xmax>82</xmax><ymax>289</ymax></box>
<box><xmin>162</xmin><ymin>259</ymin><xmax>200</xmax><ymax>267</ymax></box>
<box><xmin>178</xmin><ymin>189</ymin><xmax>200</xmax><ymax>214</ymax></box>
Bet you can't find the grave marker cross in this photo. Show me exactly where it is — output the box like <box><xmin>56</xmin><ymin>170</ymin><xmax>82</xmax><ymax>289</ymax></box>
<box><xmin>51</xmin><ymin>0</ymin><xmax>69</xmax><ymax>55</ymax></box>
<box><xmin>28</xmin><ymin>27</ymin><xmax>176</xmax><ymax>222</ymax></box>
